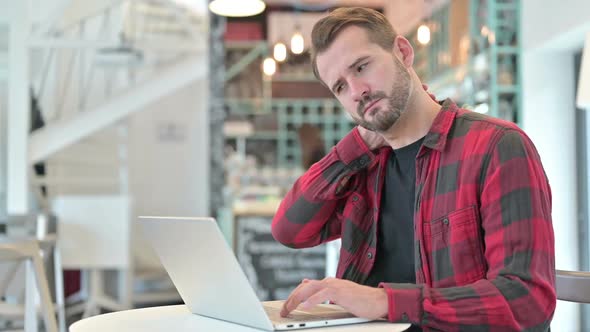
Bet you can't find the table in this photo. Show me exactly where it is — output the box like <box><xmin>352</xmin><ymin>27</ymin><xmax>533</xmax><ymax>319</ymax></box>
<box><xmin>69</xmin><ymin>305</ymin><xmax>411</xmax><ymax>332</ymax></box>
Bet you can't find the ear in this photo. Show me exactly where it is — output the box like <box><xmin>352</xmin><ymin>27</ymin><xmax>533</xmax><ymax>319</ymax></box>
<box><xmin>393</xmin><ymin>36</ymin><xmax>414</xmax><ymax>68</ymax></box>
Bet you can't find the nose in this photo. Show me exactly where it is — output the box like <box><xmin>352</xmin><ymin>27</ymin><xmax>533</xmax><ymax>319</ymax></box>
<box><xmin>349</xmin><ymin>78</ymin><xmax>369</xmax><ymax>102</ymax></box>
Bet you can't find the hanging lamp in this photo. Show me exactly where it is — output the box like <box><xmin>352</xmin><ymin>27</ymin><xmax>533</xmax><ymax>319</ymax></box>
<box><xmin>208</xmin><ymin>0</ymin><xmax>266</xmax><ymax>17</ymax></box>
<box><xmin>290</xmin><ymin>27</ymin><xmax>304</xmax><ymax>55</ymax></box>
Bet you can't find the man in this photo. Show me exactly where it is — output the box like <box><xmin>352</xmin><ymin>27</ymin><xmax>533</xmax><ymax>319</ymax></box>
<box><xmin>271</xmin><ymin>7</ymin><xmax>556</xmax><ymax>331</ymax></box>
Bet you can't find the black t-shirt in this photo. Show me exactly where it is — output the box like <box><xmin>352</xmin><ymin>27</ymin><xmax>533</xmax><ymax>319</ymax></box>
<box><xmin>365</xmin><ymin>138</ymin><xmax>424</xmax><ymax>331</ymax></box>
<box><xmin>366</xmin><ymin>137</ymin><xmax>423</xmax><ymax>286</ymax></box>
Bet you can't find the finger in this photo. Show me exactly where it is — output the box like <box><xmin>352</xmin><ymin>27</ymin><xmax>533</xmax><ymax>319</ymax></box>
<box><xmin>280</xmin><ymin>279</ymin><xmax>308</xmax><ymax>317</ymax></box>
<box><xmin>281</xmin><ymin>281</ymin><xmax>317</xmax><ymax>316</ymax></box>
<box><xmin>280</xmin><ymin>280</ymin><xmax>314</xmax><ymax>317</ymax></box>
<box><xmin>281</xmin><ymin>280</ymin><xmax>323</xmax><ymax>317</ymax></box>
<box><xmin>290</xmin><ymin>279</ymin><xmax>317</xmax><ymax>299</ymax></box>
<box><xmin>292</xmin><ymin>279</ymin><xmax>312</xmax><ymax>294</ymax></box>
<box><xmin>301</xmin><ymin>288</ymin><xmax>333</xmax><ymax>310</ymax></box>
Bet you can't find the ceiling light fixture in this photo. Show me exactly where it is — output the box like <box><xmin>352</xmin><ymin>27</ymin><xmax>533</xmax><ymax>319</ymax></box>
<box><xmin>208</xmin><ymin>0</ymin><xmax>266</xmax><ymax>17</ymax></box>
<box><xmin>417</xmin><ymin>24</ymin><xmax>431</xmax><ymax>45</ymax></box>
<box><xmin>263</xmin><ymin>57</ymin><xmax>276</xmax><ymax>76</ymax></box>
<box><xmin>291</xmin><ymin>30</ymin><xmax>304</xmax><ymax>55</ymax></box>
<box><xmin>273</xmin><ymin>42</ymin><xmax>287</xmax><ymax>62</ymax></box>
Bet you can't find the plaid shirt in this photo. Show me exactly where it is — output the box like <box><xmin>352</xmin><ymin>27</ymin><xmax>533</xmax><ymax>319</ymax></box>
<box><xmin>271</xmin><ymin>99</ymin><xmax>555</xmax><ymax>331</ymax></box>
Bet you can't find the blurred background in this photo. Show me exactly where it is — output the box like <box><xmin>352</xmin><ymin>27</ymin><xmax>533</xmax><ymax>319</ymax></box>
<box><xmin>0</xmin><ymin>0</ymin><xmax>589</xmax><ymax>331</ymax></box>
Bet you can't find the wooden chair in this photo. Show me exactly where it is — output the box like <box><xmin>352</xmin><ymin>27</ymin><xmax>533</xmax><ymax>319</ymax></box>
<box><xmin>0</xmin><ymin>239</ymin><xmax>58</xmax><ymax>332</ymax></box>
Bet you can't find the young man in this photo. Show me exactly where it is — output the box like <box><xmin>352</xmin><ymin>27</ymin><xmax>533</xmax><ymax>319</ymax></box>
<box><xmin>271</xmin><ymin>7</ymin><xmax>556</xmax><ymax>332</ymax></box>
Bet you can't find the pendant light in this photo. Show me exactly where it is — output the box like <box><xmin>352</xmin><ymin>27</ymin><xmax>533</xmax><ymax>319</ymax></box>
<box><xmin>209</xmin><ymin>0</ymin><xmax>266</xmax><ymax>17</ymax></box>
<box><xmin>263</xmin><ymin>57</ymin><xmax>277</xmax><ymax>76</ymax></box>
<box><xmin>417</xmin><ymin>24</ymin><xmax>431</xmax><ymax>45</ymax></box>
<box><xmin>290</xmin><ymin>25</ymin><xmax>305</xmax><ymax>55</ymax></box>
<box><xmin>273</xmin><ymin>42</ymin><xmax>287</xmax><ymax>62</ymax></box>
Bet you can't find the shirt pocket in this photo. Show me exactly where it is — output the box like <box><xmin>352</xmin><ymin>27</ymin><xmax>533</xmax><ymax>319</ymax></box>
<box><xmin>422</xmin><ymin>205</ymin><xmax>486</xmax><ymax>288</ymax></box>
<box><xmin>339</xmin><ymin>193</ymin><xmax>370</xmax><ymax>251</ymax></box>
<box><xmin>336</xmin><ymin>193</ymin><xmax>372</xmax><ymax>279</ymax></box>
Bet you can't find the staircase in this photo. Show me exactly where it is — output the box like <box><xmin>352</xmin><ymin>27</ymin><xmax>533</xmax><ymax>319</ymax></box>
<box><xmin>2</xmin><ymin>0</ymin><xmax>210</xmax><ymax>315</ymax></box>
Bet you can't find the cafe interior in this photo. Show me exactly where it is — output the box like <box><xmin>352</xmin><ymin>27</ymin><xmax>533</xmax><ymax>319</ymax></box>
<box><xmin>1</xmin><ymin>0</ymin><xmax>590</xmax><ymax>330</ymax></box>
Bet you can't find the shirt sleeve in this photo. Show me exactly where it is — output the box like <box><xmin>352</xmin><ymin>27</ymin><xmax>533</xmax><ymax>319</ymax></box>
<box><xmin>379</xmin><ymin>129</ymin><xmax>556</xmax><ymax>331</ymax></box>
<box><xmin>271</xmin><ymin>127</ymin><xmax>378</xmax><ymax>248</ymax></box>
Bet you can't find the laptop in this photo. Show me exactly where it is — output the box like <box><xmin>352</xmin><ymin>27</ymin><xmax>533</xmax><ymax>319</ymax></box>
<box><xmin>138</xmin><ymin>216</ymin><xmax>377</xmax><ymax>330</ymax></box>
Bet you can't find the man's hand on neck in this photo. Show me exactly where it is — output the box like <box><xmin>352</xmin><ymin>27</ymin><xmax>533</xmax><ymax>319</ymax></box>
<box><xmin>357</xmin><ymin>126</ymin><xmax>388</xmax><ymax>150</ymax></box>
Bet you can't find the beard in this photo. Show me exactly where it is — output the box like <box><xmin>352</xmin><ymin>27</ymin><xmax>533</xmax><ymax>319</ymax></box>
<box><xmin>356</xmin><ymin>58</ymin><xmax>412</xmax><ymax>133</ymax></box>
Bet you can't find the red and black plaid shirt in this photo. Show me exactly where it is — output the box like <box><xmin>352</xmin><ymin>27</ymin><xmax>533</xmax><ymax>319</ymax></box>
<box><xmin>271</xmin><ymin>99</ymin><xmax>555</xmax><ymax>331</ymax></box>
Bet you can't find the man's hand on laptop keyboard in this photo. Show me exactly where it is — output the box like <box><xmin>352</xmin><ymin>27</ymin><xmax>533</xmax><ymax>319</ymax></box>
<box><xmin>280</xmin><ymin>278</ymin><xmax>388</xmax><ymax>320</ymax></box>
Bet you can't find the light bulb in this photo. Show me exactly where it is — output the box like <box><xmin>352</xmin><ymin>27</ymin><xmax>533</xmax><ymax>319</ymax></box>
<box><xmin>291</xmin><ymin>32</ymin><xmax>305</xmax><ymax>55</ymax></box>
<box><xmin>263</xmin><ymin>57</ymin><xmax>276</xmax><ymax>76</ymax></box>
<box><xmin>417</xmin><ymin>24</ymin><xmax>431</xmax><ymax>45</ymax></box>
<box><xmin>208</xmin><ymin>0</ymin><xmax>265</xmax><ymax>17</ymax></box>
<box><xmin>273</xmin><ymin>42</ymin><xmax>287</xmax><ymax>62</ymax></box>
<box><xmin>474</xmin><ymin>103</ymin><xmax>489</xmax><ymax>114</ymax></box>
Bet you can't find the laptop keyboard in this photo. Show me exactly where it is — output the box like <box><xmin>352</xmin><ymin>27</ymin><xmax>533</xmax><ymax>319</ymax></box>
<box><xmin>264</xmin><ymin>306</ymin><xmax>323</xmax><ymax>323</ymax></box>
<box><xmin>263</xmin><ymin>302</ymin><xmax>355</xmax><ymax>323</ymax></box>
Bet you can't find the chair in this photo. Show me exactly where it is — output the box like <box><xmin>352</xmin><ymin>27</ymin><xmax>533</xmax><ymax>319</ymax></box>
<box><xmin>36</xmin><ymin>214</ymin><xmax>66</xmax><ymax>332</ymax></box>
<box><xmin>0</xmin><ymin>213</ymin><xmax>66</xmax><ymax>332</ymax></box>
<box><xmin>555</xmin><ymin>269</ymin><xmax>590</xmax><ymax>303</ymax></box>
<box><xmin>37</xmin><ymin>234</ymin><xmax>66</xmax><ymax>332</ymax></box>
<box><xmin>0</xmin><ymin>238</ymin><xmax>58</xmax><ymax>332</ymax></box>
<box><xmin>53</xmin><ymin>195</ymin><xmax>132</xmax><ymax>318</ymax></box>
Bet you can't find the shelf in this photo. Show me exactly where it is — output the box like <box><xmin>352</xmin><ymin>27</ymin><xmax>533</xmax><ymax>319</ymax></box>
<box><xmin>225</xmin><ymin>40</ymin><xmax>267</xmax><ymax>50</ymax></box>
<box><xmin>272</xmin><ymin>73</ymin><xmax>318</xmax><ymax>82</ymax></box>
<box><xmin>225</xmin><ymin>98</ymin><xmax>271</xmax><ymax>115</ymax></box>
<box><xmin>249</xmin><ymin>131</ymin><xmax>282</xmax><ymax>140</ymax></box>
<box><xmin>233</xmin><ymin>199</ymin><xmax>280</xmax><ymax>217</ymax></box>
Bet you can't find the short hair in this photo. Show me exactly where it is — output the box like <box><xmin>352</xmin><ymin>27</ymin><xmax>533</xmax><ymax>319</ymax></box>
<box><xmin>310</xmin><ymin>7</ymin><xmax>398</xmax><ymax>83</ymax></box>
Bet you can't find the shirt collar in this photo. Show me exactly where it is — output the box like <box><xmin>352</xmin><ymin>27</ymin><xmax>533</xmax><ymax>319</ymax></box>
<box><xmin>419</xmin><ymin>98</ymin><xmax>459</xmax><ymax>156</ymax></box>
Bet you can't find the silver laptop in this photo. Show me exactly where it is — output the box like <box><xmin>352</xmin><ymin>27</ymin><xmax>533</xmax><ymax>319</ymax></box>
<box><xmin>138</xmin><ymin>216</ymin><xmax>375</xmax><ymax>330</ymax></box>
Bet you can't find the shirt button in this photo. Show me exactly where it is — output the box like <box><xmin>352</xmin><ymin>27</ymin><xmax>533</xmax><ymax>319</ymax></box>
<box><xmin>352</xmin><ymin>196</ymin><xmax>359</xmax><ymax>202</ymax></box>
<box><xmin>401</xmin><ymin>313</ymin><xmax>409</xmax><ymax>322</ymax></box>
<box><xmin>443</xmin><ymin>218</ymin><xmax>449</xmax><ymax>225</ymax></box>
<box><xmin>367</xmin><ymin>252</ymin><xmax>373</xmax><ymax>259</ymax></box>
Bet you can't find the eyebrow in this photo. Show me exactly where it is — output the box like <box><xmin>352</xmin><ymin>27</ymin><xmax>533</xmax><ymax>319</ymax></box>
<box><xmin>330</xmin><ymin>56</ymin><xmax>371</xmax><ymax>93</ymax></box>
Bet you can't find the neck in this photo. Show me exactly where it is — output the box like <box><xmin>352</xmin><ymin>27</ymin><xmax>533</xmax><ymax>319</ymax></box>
<box><xmin>380</xmin><ymin>79</ymin><xmax>441</xmax><ymax>149</ymax></box>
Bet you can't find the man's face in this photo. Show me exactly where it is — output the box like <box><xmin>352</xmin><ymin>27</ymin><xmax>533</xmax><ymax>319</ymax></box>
<box><xmin>316</xmin><ymin>25</ymin><xmax>412</xmax><ymax>133</ymax></box>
